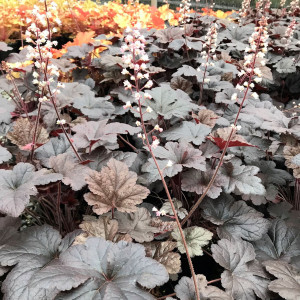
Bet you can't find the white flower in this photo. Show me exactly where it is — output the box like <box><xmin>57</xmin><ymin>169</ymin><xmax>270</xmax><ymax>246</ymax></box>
<box><xmin>231</xmin><ymin>124</ymin><xmax>241</xmax><ymax>131</ymax></box>
<box><xmin>146</xmin><ymin>106</ymin><xmax>153</xmax><ymax>113</ymax></box>
<box><xmin>123</xmin><ymin>101</ymin><xmax>132</xmax><ymax>109</ymax></box>
<box><xmin>57</xmin><ymin>119</ymin><xmax>66</xmax><ymax>125</ymax></box>
<box><xmin>123</xmin><ymin>80</ymin><xmax>132</xmax><ymax>89</ymax></box>
<box><xmin>231</xmin><ymin>93</ymin><xmax>238</xmax><ymax>101</ymax></box>
<box><xmin>166</xmin><ymin>160</ymin><xmax>173</xmax><ymax>168</ymax></box>
<box><xmin>251</xmin><ymin>92</ymin><xmax>259</xmax><ymax>99</ymax></box>
<box><xmin>32</xmin><ymin>71</ymin><xmax>39</xmax><ymax>78</ymax></box>
<box><xmin>144</xmin><ymin>80</ymin><xmax>153</xmax><ymax>89</ymax></box>
<box><xmin>254</xmin><ymin>77</ymin><xmax>262</xmax><ymax>83</ymax></box>
<box><xmin>136</xmin><ymin>121</ymin><xmax>141</xmax><ymax>126</ymax></box>
<box><xmin>134</xmin><ymin>92</ymin><xmax>142</xmax><ymax>101</ymax></box>
<box><xmin>39</xmin><ymin>96</ymin><xmax>48</xmax><ymax>102</ymax></box>
<box><xmin>236</xmin><ymin>84</ymin><xmax>244</xmax><ymax>91</ymax></box>
<box><xmin>144</xmin><ymin>92</ymin><xmax>152</xmax><ymax>99</ymax></box>
<box><xmin>121</xmin><ymin>69</ymin><xmax>129</xmax><ymax>75</ymax></box>
<box><xmin>151</xmin><ymin>139</ymin><xmax>160</xmax><ymax>149</ymax></box>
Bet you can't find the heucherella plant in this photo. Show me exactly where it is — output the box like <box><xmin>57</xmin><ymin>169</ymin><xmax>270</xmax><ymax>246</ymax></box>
<box><xmin>182</xmin><ymin>15</ymin><xmax>270</xmax><ymax>225</ymax></box>
<box><xmin>24</xmin><ymin>0</ymin><xmax>81</xmax><ymax>161</ymax></box>
<box><xmin>121</xmin><ymin>23</ymin><xmax>201</xmax><ymax>300</ymax></box>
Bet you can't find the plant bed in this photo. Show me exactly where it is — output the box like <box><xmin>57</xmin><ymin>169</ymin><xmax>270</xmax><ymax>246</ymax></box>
<box><xmin>0</xmin><ymin>0</ymin><xmax>300</xmax><ymax>299</ymax></box>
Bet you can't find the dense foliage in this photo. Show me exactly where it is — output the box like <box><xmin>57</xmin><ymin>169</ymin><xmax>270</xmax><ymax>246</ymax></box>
<box><xmin>0</xmin><ymin>0</ymin><xmax>300</xmax><ymax>299</ymax></box>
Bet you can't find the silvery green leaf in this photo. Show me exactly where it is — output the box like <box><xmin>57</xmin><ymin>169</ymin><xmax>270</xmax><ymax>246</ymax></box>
<box><xmin>34</xmin><ymin>134</ymin><xmax>72</xmax><ymax>167</ymax></box>
<box><xmin>253</xmin><ymin>219</ymin><xmax>300</xmax><ymax>263</ymax></box>
<box><xmin>182</xmin><ymin>169</ymin><xmax>227</xmax><ymax>199</ymax></box>
<box><xmin>49</xmin><ymin>153</ymin><xmax>91</xmax><ymax>191</ymax></box>
<box><xmin>42</xmin><ymin>82</ymin><xmax>92</xmax><ymax>127</ymax></box>
<box><xmin>42</xmin><ymin>238</ymin><xmax>169</xmax><ymax>299</ymax></box>
<box><xmin>228</xmin><ymin>137</ymin><xmax>272</xmax><ymax>164</ymax></box>
<box><xmin>172</xmin><ymin>65</ymin><xmax>204</xmax><ymax>82</ymax></box>
<box><xmin>172</xmin><ymin>226</ymin><xmax>213</xmax><ymax>257</ymax></box>
<box><xmin>160</xmin><ymin>121</ymin><xmax>211</xmax><ymax>145</ymax></box>
<box><xmin>175</xmin><ymin>275</ymin><xmax>233</xmax><ymax>300</ymax></box>
<box><xmin>215</xmin><ymin>88</ymin><xmax>258</xmax><ymax>105</ymax></box>
<box><xmin>268</xmin><ymin>202</ymin><xmax>294</xmax><ymax>220</ymax></box>
<box><xmin>275</xmin><ymin>57</ymin><xmax>297</xmax><ymax>74</ymax></box>
<box><xmin>160</xmin><ymin>199</ymin><xmax>188</xmax><ymax>220</ymax></box>
<box><xmin>218</xmin><ymin>23</ymin><xmax>255</xmax><ymax>51</ymax></box>
<box><xmin>111</xmin><ymin>86</ymin><xmax>135</xmax><ymax>104</ymax></box>
<box><xmin>151</xmin><ymin>141</ymin><xmax>206</xmax><ymax>173</ymax></box>
<box><xmin>0</xmin><ymin>145</ymin><xmax>12</xmax><ymax>163</ymax></box>
<box><xmin>0</xmin><ymin>95</ymin><xmax>15</xmax><ymax>124</ymax></box>
<box><xmin>0</xmin><ymin>163</ymin><xmax>62</xmax><ymax>217</ymax></box>
<box><xmin>64</xmin><ymin>44</ymin><xmax>94</xmax><ymax>58</ymax></box>
<box><xmin>206</xmin><ymin>60</ymin><xmax>238</xmax><ymax>76</ymax></box>
<box><xmin>83</xmin><ymin>147</ymin><xmax>137</xmax><ymax>171</ymax></box>
<box><xmin>201</xmin><ymin>195</ymin><xmax>270</xmax><ymax>241</ymax></box>
<box><xmin>221</xmin><ymin>158</ymin><xmax>266</xmax><ymax>196</ymax></box>
<box><xmin>263</xmin><ymin>260</ymin><xmax>300</xmax><ymax>300</ymax></box>
<box><xmin>203</xmin><ymin>79</ymin><xmax>234</xmax><ymax>92</ymax></box>
<box><xmin>0</xmin><ymin>225</ymin><xmax>80</xmax><ymax>300</ymax></box>
<box><xmin>169</xmin><ymin>39</ymin><xmax>185</xmax><ymax>51</ymax></box>
<box><xmin>0</xmin><ymin>42</ymin><xmax>12</xmax><ymax>51</ymax></box>
<box><xmin>136</xmin><ymin>85</ymin><xmax>197</xmax><ymax>121</ymax></box>
<box><xmin>72</xmin><ymin>119</ymin><xmax>140</xmax><ymax>151</ymax></box>
<box><xmin>73</xmin><ymin>94</ymin><xmax>115</xmax><ymax>119</ymax></box>
<box><xmin>0</xmin><ymin>216</ymin><xmax>20</xmax><ymax>276</ymax></box>
<box><xmin>212</xmin><ymin>239</ymin><xmax>269</xmax><ymax>300</ymax></box>
<box><xmin>114</xmin><ymin>207</ymin><xmax>159</xmax><ymax>242</ymax></box>
<box><xmin>154</xmin><ymin>26</ymin><xmax>184</xmax><ymax>43</ymax></box>
<box><xmin>50</xmin><ymin>58</ymin><xmax>76</xmax><ymax>72</ymax></box>
<box><xmin>239</xmin><ymin>101</ymin><xmax>290</xmax><ymax>134</ymax></box>
<box><xmin>141</xmin><ymin>158</ymin><xmax>179</xmax><ymax>183</ymax></box>
<box><xmin>244</xmin><ymin>160</ymin><xmax>293</xmax><ymax>204</ymax></box>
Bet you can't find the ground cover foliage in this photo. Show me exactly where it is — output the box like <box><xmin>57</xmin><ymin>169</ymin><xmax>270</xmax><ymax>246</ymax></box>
<box><xmin>0</xmin><ymin>0</ymin><xmax>300</xmax><ymax>299</ymax></box>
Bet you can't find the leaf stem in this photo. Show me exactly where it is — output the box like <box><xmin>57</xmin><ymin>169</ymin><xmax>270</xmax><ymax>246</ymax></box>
<box><xmin>207</xmin><ymin>278</ymin><xmax>221</xmax><ymax>285</ymax></box>
<box><xmin>157</xmin><ymin>292</ymin><xmax>176</xmax><ymax>300</ymax></box>
<box><xmin>30</xmin><ymin>102</ymin><xmax>42</xmax><ymax>162</ymax></box>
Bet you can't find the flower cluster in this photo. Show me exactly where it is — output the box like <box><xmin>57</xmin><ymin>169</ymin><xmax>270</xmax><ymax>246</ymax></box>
<box><xmin>239</xmin><ymin>0</ymin><xmax>252</xmax><ymax>20</ymax></box>
<box><xmin>280</xmin><ymin>0</ymin><xmax>287</xmax><ymax>7</ymax></box>
<box><xmin>290</xmin><ymin>0</ymin><xmax>300</xmax><ymax>15</ymax></box>
<box><xmin>25</xmin><ymin>1</ymin><xmax>65</xmax><ymax>105</ymax></box>
<box><xmin>284</xmin><ymin>18</ymin><xmax>297</xmax><ymax>46</ymax></box>
<box><xmin>178</xmin><ymin>0</ymin><xmax>191</xmax><ymax>24</ymax></box>
<box><xmin>197</xmin><ymin>23</ymin><xmax>218</xmax><ymax>87</ymax></box>
<box><xmin>200</xmin><ymin>22</ymin><xmax>218</xmax><ymax>64</ymax></box>
<box><xmin>237</xmin><ymin>16</ymin><xmax>269</xmax><ymax>89</ymax></box>
<box><xmin>121</xmin><ymin>24</ymin><xmax>162</xmax><ymax>149</ymax></box>
<box><xmin>256</xmin><ymin>0</ymin><xmax>271</xmax><ymax>14</ymax></box>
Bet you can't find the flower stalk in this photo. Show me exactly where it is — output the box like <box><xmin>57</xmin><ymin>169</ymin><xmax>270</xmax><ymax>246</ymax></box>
<box><xmin>121</xmin><ymin>24</ymin><xmax>200</xmax><ymax>300</ymax></box>
<box><xmin>182</xmin><ymin>16</ymin><xmax>269</xmax><ymax>225</ymax></box>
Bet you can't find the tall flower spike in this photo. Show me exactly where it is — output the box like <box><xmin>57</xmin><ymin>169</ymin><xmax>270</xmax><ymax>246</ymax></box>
<box><xmin>290</xmin><ymin>0</ymin><xmax>300</xmax><ymax>16</ymax></box>
<box><xmin>178</xmin><ymin>0</ymin><xmax>191</xmax><ymax>24</ymax></box>
<box><xmin>25</xmin><ymin>0</ymin><xmax>64</xmax><ymax>100</ymax></box>
<box><xmin>121</xmin><ymin>25</ymin><xmax>200</xmax><ymax>299</ymax></box>
<box><xmin>239</xmin><ymin>0</ymin><xmax>252</xmax><ymax>21</ymax></box>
